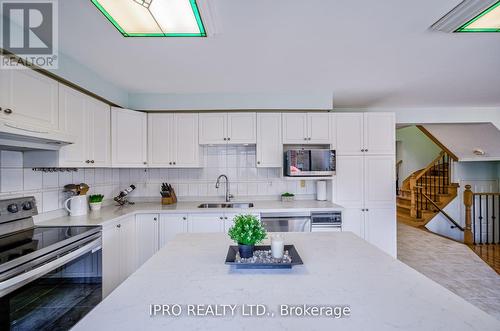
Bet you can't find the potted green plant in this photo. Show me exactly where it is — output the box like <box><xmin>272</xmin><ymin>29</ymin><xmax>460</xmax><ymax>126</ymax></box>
<box><xmin>228</xmin><ymin>214</ymin><xmax>267</xmax><ymax>258</ymax></box>
<box><xmin>281</xmin><ymin>192</ymin><xmax>295</xmax><ymax>202</ymax></box>
<box><xmin>89</xmin><ymin>194</ymin><xmax>104</xmax><ymax>211</ymax></box>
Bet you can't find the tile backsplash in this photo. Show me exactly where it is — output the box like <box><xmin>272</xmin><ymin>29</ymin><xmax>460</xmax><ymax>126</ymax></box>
<box><xmin>0</xmin><ymin>146</ymin><xmax>317</xmax><ymax>215</ymax></box>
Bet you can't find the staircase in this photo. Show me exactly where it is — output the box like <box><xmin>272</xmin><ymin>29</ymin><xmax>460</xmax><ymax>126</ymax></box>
<box><xmin>397</xmin><ymin>151</ymin><xmax>459</xmax><ymax>227</ymax></box>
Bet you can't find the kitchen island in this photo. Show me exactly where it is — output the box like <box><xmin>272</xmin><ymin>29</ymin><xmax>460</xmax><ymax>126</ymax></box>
<box><xmin>72</xmin><ymin>232</ymin><xmax>500</xmax><ymax>331</ymax></box>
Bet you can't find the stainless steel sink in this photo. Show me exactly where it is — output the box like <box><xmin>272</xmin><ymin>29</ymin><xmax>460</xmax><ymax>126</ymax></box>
<box><xmin>197</xmin><ymin>202</ymin><xmax>254</xmax><ymax>209</ymax></box>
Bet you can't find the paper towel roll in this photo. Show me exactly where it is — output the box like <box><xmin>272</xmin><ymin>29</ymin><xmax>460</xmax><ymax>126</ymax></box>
<box><xmin>316</xmin><ymin>181</ymin><xmax>327</xmax><ymax>201</ymax></box>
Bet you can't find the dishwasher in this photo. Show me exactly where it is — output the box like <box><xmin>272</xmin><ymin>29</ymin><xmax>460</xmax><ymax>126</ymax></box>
<box><xmin>311</xmin><ymin>211</ymin><xmax>342</xmax><ymax>232</ymax></box>
<box><xmin>260</xmin><ymin>212</ymin><xmax>311</xmax><ymax>232</ymax></box>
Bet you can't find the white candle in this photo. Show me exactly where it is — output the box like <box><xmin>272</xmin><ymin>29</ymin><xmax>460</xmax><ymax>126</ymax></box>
<box><xmin>271</xmin><ymin>234</ymin><xmax>284</xmax><ymax>259</ymax></box>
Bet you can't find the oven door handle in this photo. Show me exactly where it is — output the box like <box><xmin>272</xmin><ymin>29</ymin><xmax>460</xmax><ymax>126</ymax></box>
<box><xmin>0</xmin><ymin>238</ymin><xmax>101</xmax><ymax>297</ymax></box>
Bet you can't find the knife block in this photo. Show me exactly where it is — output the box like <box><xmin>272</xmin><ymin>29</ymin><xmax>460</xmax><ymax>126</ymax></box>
<box><xmin>161</xmin><ymin>187</ymin><xmax>177</xmax><ymax>205</ymax></box>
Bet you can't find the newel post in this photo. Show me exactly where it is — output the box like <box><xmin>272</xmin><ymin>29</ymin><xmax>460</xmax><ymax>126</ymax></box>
<box><xmin>463</xmin><ymin>185</ymin><xmax>474</xmax><ymax>245</ymax></box>
<box><xmin>409</xmin><ymin>174</ymin><xmax>417</xmax><ymax>218</ymax></box>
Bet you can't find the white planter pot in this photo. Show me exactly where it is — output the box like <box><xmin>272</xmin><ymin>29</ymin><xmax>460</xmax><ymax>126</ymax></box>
<box><xmin>89</xmin><ymin>202</ymin><xmax>102</xmax><ymax>211</ymax></box>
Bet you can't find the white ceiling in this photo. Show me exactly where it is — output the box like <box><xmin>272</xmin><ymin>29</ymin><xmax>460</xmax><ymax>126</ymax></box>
<box><xmin>56</xmin><ymin>0</ymin><xmax>500</xmax><ymax>109</ymax></box>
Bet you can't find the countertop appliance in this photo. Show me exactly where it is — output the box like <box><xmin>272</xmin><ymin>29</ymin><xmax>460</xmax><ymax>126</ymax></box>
<box><xmin>260</xmin><ymin>212</ymin><xmax>312</xmax><ymax>232</ymax></box>
<box><xmin>0</xmin><ymin>197</ymin><xmax>102</xmax><ymax>330</ymax></box>
<box><xmin>284</xmin><ymin>149</ymin><xmax>335</xmax><ymax>177</ymax></box>
<box><xmin>311</xmin><ymin>211</ymin><xmax>342</xmax><ymax>232</ymax></box>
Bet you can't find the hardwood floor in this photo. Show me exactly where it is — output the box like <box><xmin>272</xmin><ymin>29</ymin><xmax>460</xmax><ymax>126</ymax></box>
<box><xmin>397</xmin><ymin>222</ymin><xmax>500</xmax><ymax>321</ymax></box>
<box><xmin>469</xmin><ymin>244</ymin><xmax>500</xmax><ymax>275</ymax></box>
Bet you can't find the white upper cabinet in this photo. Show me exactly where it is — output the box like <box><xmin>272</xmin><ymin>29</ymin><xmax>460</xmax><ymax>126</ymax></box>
<box><xmin>227</xmin><ymin>113</ymin><xmax>256</xmax><ymax>144</ymax></box>
<box><xmin>199</xmin><ymin>112</ymin><xmax>256</xmax><ymax>145</ymax></box>
<box><xmin>336</xmin><ymin>112</ymin><xmax>395</xmax><ymax>155</ymax></box>
<box><xmin>363</xmin><ymin>113</ymin><xmax>395</xmax><ymax>155</ymax></box>
<box><xmin>199</xmin><ymin>113</ymin><xmax>227</xmax><ymax>144</ymax></box>
<box><xmin>335</xmin><ymin>113</ymin><xmax>364</xmax><ymax>155</ymax></box>
<box><xmin>112</xmin><ymin>108</ymin><xmax>147</xmax><ymax>167</ymax></box>
<box><xmin>148</xmin><ymin>113</ymin><xmax>199</xmax><ymax>168</ymax></box>
<box><xmin>0</xmin><ymin>68</ymin><xmax>59</xmax><ymax>131</ymax></box>
<box><xmin>58</xmin><ymin>86</ymin><xmax>88</xmax><ymax>167</ymax></box>
<box><xmin>283</xmin><ymin>113</ymin><xmax>331</xmax><ymax>144</ymax></box>
<box><xmin>59</xmin><ymin>85</ymin><xmax>110</xmax><ymax>167</ymax></box>
<box><xmin>282</xmin><ymin>113</ymin><xmax>307</xmax><ymax>144</ymax></box>
<box><xmin>308</xmin><ymin>113</ymin><xmax>331</xmax><ymax>143</ymax></box>
<box><xmin>89</xmin><ymin>98</ymin><xmax>111</xmax><ymax>167</ymax></box>
<box><xmin>256</xmin><ymin>113</ymin><xmax>282</xmax><ymax>168</ymax></box>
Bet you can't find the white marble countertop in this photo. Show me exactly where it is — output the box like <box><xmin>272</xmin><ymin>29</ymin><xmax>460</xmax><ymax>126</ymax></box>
<box><xmin>38</xmin><ymin>200</ymin><xmax>343</xmax><ymax>227</ymax></box>
<box><xmin>73</xmin><ymin>232</ymin><xmax>500</xmax><ymax>331</ymax></box>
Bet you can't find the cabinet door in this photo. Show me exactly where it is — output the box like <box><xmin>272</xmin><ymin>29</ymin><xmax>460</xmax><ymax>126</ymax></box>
<box><xmin>364</xmin><ymin>155</ymin><xmax>395</xmax><ymax>208</ymax></box>
<box><xmin>307</xmin><ymin>113</ymin><xmax>331</xmax><ymax>143</ymax></box>
<box><xmin>159</xmin><ymin>214</ymin><xmax>188</xmax><ymax>248</ymax></box>
<box><xmin>102</xmin><ymin>224</ymin><xmax>121</xmax><ymax>298</ymax></box>
<box><xmin>227</xmin><ymin>113</ymin><xmax>256</xmax><ymax>144</ymax></box>
<box><xmin>119</xmin><ymin>217</ymin><xmax>137</xmax><ymax>282</ymax></box>
<box><xmin>364</xmin><ymin>207</ymin><xmax>396</xmax><ymax>257</ymax></box>
<box><xmin>188</xmin><ymin>214</ymin><xmax>224</xmax><ymax>233</ymax></box>
<box><xmin>58</xmin><ymin>85</ymin><xmax>88</xmax><ymax>167</ymax></box>
<box><xmin>0</xmin><ymin>69</ymin><xmax>59</xmax><ymax>131</ymax></box>
<box><xmin>147</xmin><ymin>113</ymin><xmax>174</xmax><ymax>167</ymax></box>
<box><xmin>341</xmin><ymin>208</ymin><xmax>365</xmax><ymax>238</ymax></box>
<box><xmin>173</xmin><ymin>113</ymin><xmax>200</xmax><ymax>167</ymax></box>
<box><xmin>199</xmin><ymin>113</ymin><xmax>227</xmax><ymax>144</ymax></box>
<box><xmin>135</xmin><ymin>214</ymin><xmax>159</xmax><ymax>267</ymax></box>
<box><xmin>111</xmin><ymin>108</ymin><xmax>147</xmax><ymax>167</ymax></box>
<box><xmin>364</xmin><ymin>113</ymin><xmax>395</xmax><ymax>155</ymax></box>
<box><xmin>256</xmin><ymin>113</ymin><xmax>282</xmax><ymax>167</ymax></box>
<box><xmin>89</xmin><ymin>99</ymin><xmax>111</xmax><ymax>167</ymax></box>
<box><xmin>336</xmin><ymin>113</ymin><xmax>364</xmax><ymax>155</ymax></box>
<box><xmin>282</xmin><ymin>113</ymin><xmax>307</xmax><ymax>144</ymax></box>
<box><xmin>335</xmin><ymin>156</ymin><xmax>364</xmax><ymax>208</ymax></box>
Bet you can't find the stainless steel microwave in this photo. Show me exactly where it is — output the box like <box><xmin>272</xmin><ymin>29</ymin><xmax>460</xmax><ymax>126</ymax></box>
<box><xmin>284</xmin><ymin>149</ymin><xmax>336</xmax><ymax>177</ymax></box>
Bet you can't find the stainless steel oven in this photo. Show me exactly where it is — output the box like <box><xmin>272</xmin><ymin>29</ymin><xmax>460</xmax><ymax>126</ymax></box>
<box><xmin>0</xmin><ymin>197</ymin><xmax>102</xmax><ymax>331</ymax></box>
<box><xmin>284</xmin><ymin>149</ymin><xmax>335</xmax><ymax>177</ymax></box>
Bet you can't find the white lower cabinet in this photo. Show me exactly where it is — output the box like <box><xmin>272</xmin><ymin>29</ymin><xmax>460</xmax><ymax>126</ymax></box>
<box><xmin>102</xmin><ymin>216</ymin><xmax>136</xmax><ymax>298</ymax></box>
<box><xmin>342</xmin><ymin>207</ymin><xmax>396</xmax><ymax>257</ymax></box>
<box><xmin>159</xmin><ymin>214</ymin><xmax>188</xmax><ymax>249</ymax></box>
<box><xmin>188</xmin><ymin>214</ymin><xmax>225</xmax><ymax>233</ymax></box>
<box><xmin>136</xmin><ymin>214</ymin><xmax>159</xmax><ymax>267</ymax></box>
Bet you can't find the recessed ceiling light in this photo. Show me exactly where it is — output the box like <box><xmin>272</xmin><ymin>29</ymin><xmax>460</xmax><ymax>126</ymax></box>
<box><xmin>91</xmin><ymin>0</ymin><xmax>206</xmax><ymax>37</ymax></box>
<box><xmin>431</xmin><ymin>0</ymin><xmax>500</xmax><ymax>33</ymax></box>
<box><xmin>457</xmin><ymin>1</ymin><xmax>500</xmax><ymax>32</ymax></box>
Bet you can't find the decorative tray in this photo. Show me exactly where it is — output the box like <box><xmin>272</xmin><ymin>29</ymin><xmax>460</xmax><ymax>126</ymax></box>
<box><xmin>225</xmin><ymin>245</ymin><xmax>303</xmax><ymax>269</ymax></box>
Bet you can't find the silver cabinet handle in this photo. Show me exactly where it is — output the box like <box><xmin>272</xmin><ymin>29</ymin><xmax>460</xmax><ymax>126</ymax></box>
<box><xmin>182</xmin><ymin>217</ymin><xmax>187</xmax><ymax>220</ymax></box>
<box><xmin>153</xmin><ymin>217</ymin><xmax>157</xmax><ymax>221</ymax></box>
<box><xmin>257</xmin><ymin>161</ymin><xmax>261</xmax><ymax>165</ymax></box>
<box><xmin>143</xmin><ymin>161</ymin><xmax>147</xmax><ymax>165</ymax></box>
<box><xmin>219</xmin><ymin>216</ymin><xmax>223</xmax><ymax>220</ymax></box>
<box><xmin>173</xmin><ymin>162</ymin><xmax>176</xmax><ymax>165</ymax></box>
<box><xmin>365</xmin><ymin>149</ymin><xmax>368</xmax><ymax>152</ymax></box>
<box><xmin>90</xmin><ymin>160</ymin><xmax>95</xmax><ymax>164</ymax></box>
<box><xmin>223</xmin><ymin>138</ymin><xmax>227</xmax><ymax>141</ymax></box>
<box><xmin>227</xmin><ymin>137</ymin><xmax>231</xmax><ymax>141</ymax></box>
<box><xmin>116</xmin><ymin>224</ymin><xmax>121</xmax><ymax>228</ymax></box>
<box><xmin>3</xmin><ymin>108</ymin><xmax>13</xmax><ymax>114</ymax></box>
<box><xmin>85</xmin><ymin>160</ymin><xmax>90</xmax><ymax>164</ymax></box>
<box><xmin>304</xmin><ymin>137</ymin><xmax>307</xmax><ymax>140</ymax></box>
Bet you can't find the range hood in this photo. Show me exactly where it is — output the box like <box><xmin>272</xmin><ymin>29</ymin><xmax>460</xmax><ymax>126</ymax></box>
<box><xmin>0</xmin><ymin>123</ymin><xmax>74</xmax><ymax>151</ymax></box>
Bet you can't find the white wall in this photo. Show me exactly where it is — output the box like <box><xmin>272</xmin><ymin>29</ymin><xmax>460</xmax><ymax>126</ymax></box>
<box><xmin>0</xmin><ymin>146</ymin><xmax>317</xmax><ymax>216</ymax></box>
<box><xmin>396</xmin><ymin>126</ymin><xmax>441</xmax><ymax>184</ymax></box>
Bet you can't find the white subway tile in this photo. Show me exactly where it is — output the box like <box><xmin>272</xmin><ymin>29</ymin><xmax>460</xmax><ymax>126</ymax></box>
<box><xmin>94</xmin><ymin>169</ymin><xmax>105</xmax><ymax>184</ymax></box>
<box><xmin>42</xmin><ymin>190</ymin><xmax>59</xmax><ymax>213</ymax></box>
<box><xmin>58</xmin><ymin>171</ymin><xmax>73</xmax><ymax>187</ymax></box>
<box><xmin>119</xmin><ymin>169</ymin><xmax>130</xmax><ymax>184</ymax></box>
<box><xmin>42</xmin><ymin>171</ymin><xmax>58</xmax><ymax>189</ymax></box>
<box><xmin>247</xmin><ymin>183</ymin><xmax>258</xmax><ymax>195</ymax></box>
<box><xmin>24</xmin><ymin>169</ymin><xmax>43</xmax><ymax>190</ymax></box>
<box><xmin>0</xmin><ymin>151</ymin><xmax>23</xmax><ymax>168</ymax></box>
<box><xmin>73</xmin><ymin>169</ymin><xmax>85</xmax><ymax>183</ymax></box>
<box><xmin>1</xmin><ymin>168</ymin><xmax>23</xmax><ymax>192</ymax></box>
<box><xmin>84</xmin><ymin>169</ymin><xmax>95</xmax><ymax>185</ymax></box>
<box><xmin>112</xmin><ymin>169</ymin><xmax>120</xmax><ymax>183</ymax></box>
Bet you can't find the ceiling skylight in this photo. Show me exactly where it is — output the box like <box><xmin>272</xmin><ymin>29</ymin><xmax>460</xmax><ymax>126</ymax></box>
<box><xmin>456</xmin><ymin>1</ymin><xmax>500</xmax><ymax>32</ymax></box>
<box><xmin>91</xmin><ymin>0</ymin><xmax>206</xmax><ymax>37</ymax></box>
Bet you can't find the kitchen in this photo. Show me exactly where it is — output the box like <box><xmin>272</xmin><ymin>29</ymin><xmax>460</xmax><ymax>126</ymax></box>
<box><xmin>1</xmin><ymin>1</ymin><xmax>500</xmax><ymax>330</ymax></box>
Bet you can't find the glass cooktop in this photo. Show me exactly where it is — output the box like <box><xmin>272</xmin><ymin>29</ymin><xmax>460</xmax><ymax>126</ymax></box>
<box><xmin>0</xmin><ymin>226</ymin><xmax>100</xmax><ymax>267</ymax></box>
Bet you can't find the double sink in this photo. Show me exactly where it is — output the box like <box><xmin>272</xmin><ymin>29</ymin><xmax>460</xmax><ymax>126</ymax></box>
<box><xmin>198</xmin><ymin>202</ymin><xmax>254</xmax><ymax>209</ymax></box>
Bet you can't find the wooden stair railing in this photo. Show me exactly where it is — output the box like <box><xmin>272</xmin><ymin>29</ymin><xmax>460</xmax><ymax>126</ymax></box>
<box><xmin>464</xmin><ymin>185</ymin><xmax>500</xmax><ymax>245</ymax></box>
<box><xmin>409</xmin><ymin>151</ymin><xmax>457</xmax><ymax>219</ymax></box>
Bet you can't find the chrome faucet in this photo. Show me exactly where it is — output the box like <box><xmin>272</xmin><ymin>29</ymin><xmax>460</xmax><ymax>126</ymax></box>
<box><xmin>215</xmin><ymin>174</ymin><xmax>233</xmax><ymax>202</ymax></box>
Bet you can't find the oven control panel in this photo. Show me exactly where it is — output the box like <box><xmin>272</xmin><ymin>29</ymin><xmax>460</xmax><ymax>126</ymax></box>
<box><xmin>0</xmin><ymin>197</ymin><xmax>38</xmax><ymax>224</ymax></box>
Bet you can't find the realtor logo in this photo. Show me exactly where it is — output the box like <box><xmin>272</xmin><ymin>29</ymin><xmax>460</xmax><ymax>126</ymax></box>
<box><xmin>1</xmin><ymin>0</ymin><xmax>58</xmax><ymax>69</ymax></box>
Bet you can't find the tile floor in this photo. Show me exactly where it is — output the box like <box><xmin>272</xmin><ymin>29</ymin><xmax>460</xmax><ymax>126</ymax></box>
<box><xmin>397</xmin><ymin>222</ymin><xmax>500</xmax><ymax>320</ymax></box>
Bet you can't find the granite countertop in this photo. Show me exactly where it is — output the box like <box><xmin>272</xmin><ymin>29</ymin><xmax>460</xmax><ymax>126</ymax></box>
<box><xmin>38</xmin><ymin>200</ymin><xmax>343</xmax><ymax>227</ymax></box>
<box><xmin>72</xmin><ymin>232</ymin><xmax>500</xmax><ymax>331</ymax></box>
